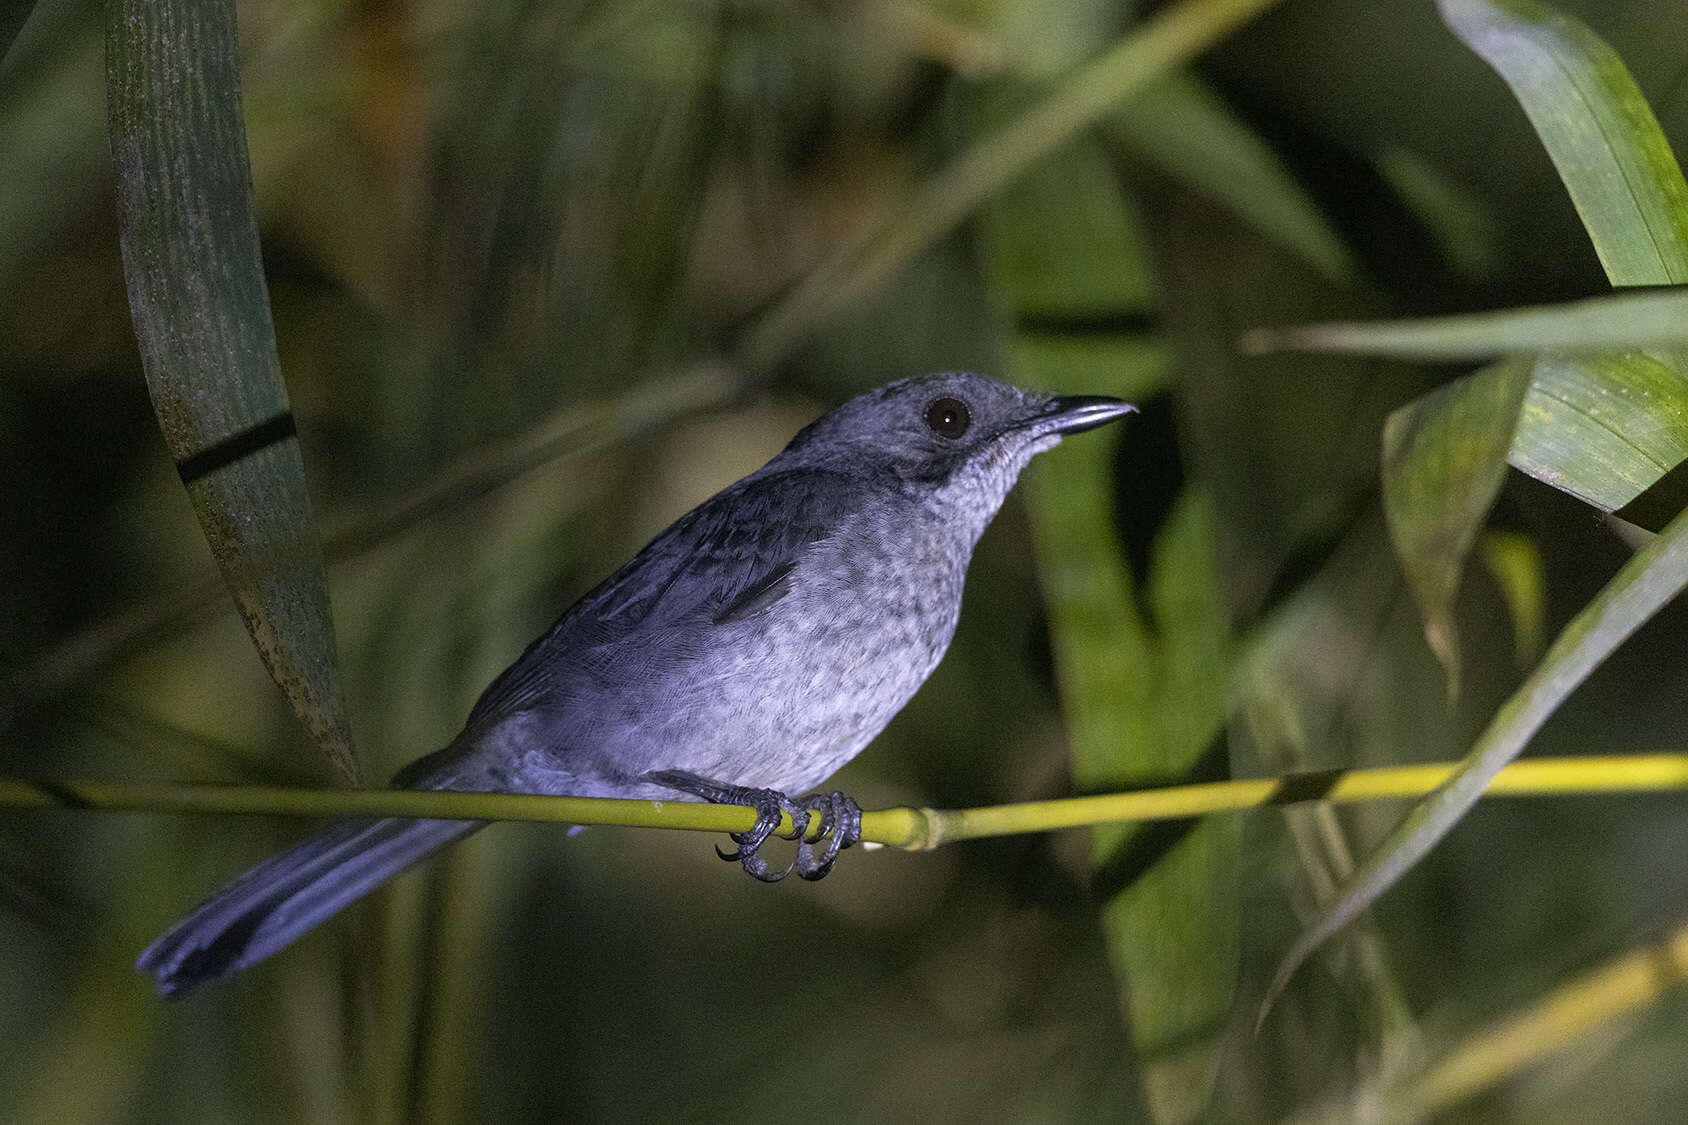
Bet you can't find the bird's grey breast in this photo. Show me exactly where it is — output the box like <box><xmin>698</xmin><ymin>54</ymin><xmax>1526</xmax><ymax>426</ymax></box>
<box><xmin>693</xmin><ymin>492</ymin><xmax>970</xmax><ymax>791</ymax></box>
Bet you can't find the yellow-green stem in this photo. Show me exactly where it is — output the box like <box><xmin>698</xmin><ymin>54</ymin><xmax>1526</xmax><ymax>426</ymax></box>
<box><xmin>4</xmin><ymin>752</ymin><xmax>1684</xmax><ymax>848</ymax></box>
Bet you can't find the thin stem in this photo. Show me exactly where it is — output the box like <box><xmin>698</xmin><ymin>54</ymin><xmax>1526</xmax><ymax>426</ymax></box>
<box><xmin>4</xmin><ymin>753</ymin><xmax>1685</xmax><ymax>849</ymax></box>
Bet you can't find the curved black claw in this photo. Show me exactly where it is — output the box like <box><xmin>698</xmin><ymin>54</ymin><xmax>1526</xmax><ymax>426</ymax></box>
<box><xmin>794</xmin><ymin>791</ymin><xmax>863</xmax><ymax>881</ymax></box>
<box><xmin>644</xmin><ymin>770</ymin><xmax>813</xmax><ymax>883</ymax></box>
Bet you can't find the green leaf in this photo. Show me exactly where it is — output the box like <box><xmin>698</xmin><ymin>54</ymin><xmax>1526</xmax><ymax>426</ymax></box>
<box><xmin>1029</xmin><ymin>444</ymin><xmax>1237</xmax><ymax>1125</ymax></box>
<box><xmin>1511</xmin><ymin>351</ymin><xmax>1688</xmax><ymax>529</ymax></box>
<box><xmin>1437</xmin><ymin>0</ymin><xmax>1688</xmax><ymax>286</ymax></box>
<box><xmin>980</xmin><ymin>93</ymin><xmax>1235</xmax><ymax>1120</ymax></box>
<box><xmin>1264</xmin><ymin>499</ymin><xmax>1688</xmax><ymax>1022</ymax></box>
<box><xmin>1264</xmin><ymin>0</ymin><xmax>1688</xmax><ymax>1023</ymax></box>
<box><xmin>1250</xmin><ymin>3</ymin><xmax>1688</xmax><ymax>531</ymax></box>
<box><xmin>1381</xmin><ymin>358</ymin><xmax>1532</xmax><ymax>695</ymax></box>
<box><xmin>1131</xmin><ymin>165</ymin><xmax>1426</xmax><ymax>619</ymax></box>
<box><xmin>106</xmin><ymin>0</ymin><xmax>359</xmax><ymax>782</ymax></box>
<box><xmin>1242</xmin><ymin>287</ymin><xmax>1688</xmax><ymax>360</ymax></box>
<box><xmin>1110</xmin><ymin>72</ymin><xmax>1356</xmax><ymax>286</ymax></box>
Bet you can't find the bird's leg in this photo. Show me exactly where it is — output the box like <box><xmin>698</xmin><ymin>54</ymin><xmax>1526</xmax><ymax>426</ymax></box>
<box><xmin>643</xmin><ymin>770</ymin><xmax>812</xmax><ymax>883</ymax></box>
<box><xmin>793</xmin><ymin>791</ymin><xmax>862</xmax><ymax>881</ymax></box>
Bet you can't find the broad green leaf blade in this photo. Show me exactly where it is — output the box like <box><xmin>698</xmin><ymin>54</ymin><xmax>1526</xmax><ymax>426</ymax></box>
<box><xmin>1437</xmin><ymin>0</ymin><xmax>1688</xmax><ymax>286</ymax></box>
<box><xmin>1381</xmin><ymin>358</ymin><xmax>1532</xmax><ymax>694</ymax></box>
<box><xmin>1432</xmin><ymin>0</ymin><xmax>1688</xmax><ymax>536</ymax></box>
<box><xmin>1029</xmin><ymin>440</ymin><xmax>1237</xmax><ymax>1125</ymax></box>
<box><xmin>979</xmin><ymin>95</ymin><xmax>1236</xmax><ymax>1122</ymax></box>
<box><xmin>1110</xmin><ymin>72</ymin><xmax>1356</xmax><ymax>286</ymax></box>
<box><xmin>1511</xmin><ymin>352</ymin><xmax>1688</xmax><ymax>529</ymax></box>
<box><xmin>1254</xmin><ymin>3</ymin><xmax>1688</xmax><ymax>528</ymax></box>
<box><xmin>1243</xmin><ymin>287</ymin><xmax>1688</xmax><ymax>360</ymax></box>
<box><xmin>1264</xmin><ymin>500</ymin><xmax>1688</xmax><ymax>1020</ymax></box>
<box><xmin>107</xmin><ymin>0</ymin><xmax>359</xmax><ymax>782</ymax></box>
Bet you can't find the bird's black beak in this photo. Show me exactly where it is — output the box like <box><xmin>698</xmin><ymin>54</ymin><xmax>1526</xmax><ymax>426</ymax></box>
<box><xmin>1034</xmin><ymin>395</ymin><xmax>1138</xmax><ymax>436</ymax></box>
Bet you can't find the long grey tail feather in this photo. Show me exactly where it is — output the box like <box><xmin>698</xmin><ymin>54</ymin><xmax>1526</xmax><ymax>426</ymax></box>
<box><xmin>136</xmin><ymin>815</ymin><xmax>482</xmax><ymax>997</ymax></box>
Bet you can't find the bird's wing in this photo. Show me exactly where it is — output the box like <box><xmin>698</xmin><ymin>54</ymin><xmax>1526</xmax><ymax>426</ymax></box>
<box><xmin>461</xmin><ymin>468</ymin><xmax>856</xmax><ymax>731</ymax></box>
<box><xmin>711</xmin><ymin>561</ymin><xmax>797</xmax><ymax>624</ymax></box>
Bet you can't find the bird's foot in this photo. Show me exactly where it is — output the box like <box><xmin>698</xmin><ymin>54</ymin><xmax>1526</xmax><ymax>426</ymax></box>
<box><xmin>793</xmin><ymin>790</ymin><xmax>862</xmax><ymax>881</ymax></box>
<box><xmin>643</xmin><ymin>772</ymin><xmax>861</xmax><ymax>882</ymax></box>
<box><xmin>644</xmin><ymin>770</ymin><xmax>811</xmax><ymax>882</ymax></box>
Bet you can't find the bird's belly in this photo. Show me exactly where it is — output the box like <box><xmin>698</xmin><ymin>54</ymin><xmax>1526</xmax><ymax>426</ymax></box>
<box><xmin>653</xmin><ymin>604</ymin><xmax>952</xmax><ymax>790</ymax></box>
<box><xmin>565</xmin><ymin>559</ymin><xmax>963</xmax><ymax>795</ymax></box>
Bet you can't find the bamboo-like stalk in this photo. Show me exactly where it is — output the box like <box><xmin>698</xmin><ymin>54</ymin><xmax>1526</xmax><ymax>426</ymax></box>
<box><xmin>5</xmin><ymin>753</ymin><xmax>1685</xmax><ymax>848</ymax></box>
<box><xmin>1403</xmin><ymin>917</ymin><xmax>1688</xmax><ymax>1115</ymax></box>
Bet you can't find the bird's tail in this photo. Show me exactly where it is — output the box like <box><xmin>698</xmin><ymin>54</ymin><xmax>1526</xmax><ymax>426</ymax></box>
<box><xmin>137</xmin><ymin>813</ymin><xmax>482</xmax><ymax>997</ymax></box>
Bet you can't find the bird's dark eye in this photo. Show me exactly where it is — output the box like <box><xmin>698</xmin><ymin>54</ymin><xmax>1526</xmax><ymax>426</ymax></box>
<box><xmin>924</xmin><ymin>396</ymin><xmax>971</xmax><ymax>439</ymax></box>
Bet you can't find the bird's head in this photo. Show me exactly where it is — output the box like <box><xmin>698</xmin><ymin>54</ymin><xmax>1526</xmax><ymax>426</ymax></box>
<box><xmin>780</xmin><ymin>372</ymin><xmax>1135</xmax><ymax>540</ymax></box>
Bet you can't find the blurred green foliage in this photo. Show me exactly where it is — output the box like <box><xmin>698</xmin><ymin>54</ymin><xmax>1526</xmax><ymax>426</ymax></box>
<box><xmin>4</xmin><ymin>0</ymin><xmax>1688</xmax><ymax>1122</ymax></box>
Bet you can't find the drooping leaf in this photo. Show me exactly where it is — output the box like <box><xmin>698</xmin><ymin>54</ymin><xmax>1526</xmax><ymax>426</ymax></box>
<box><xmin>1265</xmin><ymin>0</ymin><xmax>1688</xmax><ymax>1019</ymax></box>
<box><xmin>1446</xmin><ymin>0</ymin><xmax>1688</xmax><ymax>518</ymax></box>
<box><xmin>1245</xmin><ymin>298</ymin><xmax>1688</xmax><ymax>528</ymax></box>
<box><xmin>1265</xmin><ymin>500</ymin><xmax>1688</xmax><ymax>1020</ymax></box>
<box><xmin>1380</xmin><ymin>357</ymin><xmax>1532</xmax><ymax>694</ymax></box>
<box><xmin>106</xmin><ymin>0</ymin><xmax>359</xmax><ymax>782</ymax></box>
<box><xmin>1255</xmin><ymin>1</ymin><xmax>1688</xmax><ymax>536</ymax></box>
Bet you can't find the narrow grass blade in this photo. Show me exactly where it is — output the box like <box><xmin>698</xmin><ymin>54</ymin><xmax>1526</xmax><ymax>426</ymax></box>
<box><xmin>1372</xmin><ymin>146</ymin><xmax>1504</xmax><ymax>284</ymax></box>
<box><xmin>1247</xmin><ymin>318</ymin><xmax>1688</xmax><ymax>529</ymax></box>
<box><xmin>1243</xmin><ymin>287</ymin><xmax>1688</xmax><ymax>360</ymax></box>
<box><xmin>106</xmin><ymin>0</ymin><xmax>358</xmax><ymax>781</ymax></box>
<box><xmin>1380</xmin><ymin>358</ymin><xmax>1532</xmax><ymax>694</ymax></box>
<box><xmin>1110</xmin><ymin>72</ymin><xmax>1355</xmax><ymax>286</ymax></box>
<box><xmin>1263</xmin><ymin>501</ymin><xmax>1688</xmax><ymax>1021</ymax></box>
<box><xmin>736</xmin><ymin>0</ymin><xmax>1284</xmax><ymax>372</ymax></box>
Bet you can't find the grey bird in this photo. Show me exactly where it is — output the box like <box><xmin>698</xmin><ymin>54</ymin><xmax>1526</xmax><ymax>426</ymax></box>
<box><xmin>136</xmin><ymin>372</ymin><xmax>1134</xmax><ymax>996</ymax></box>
